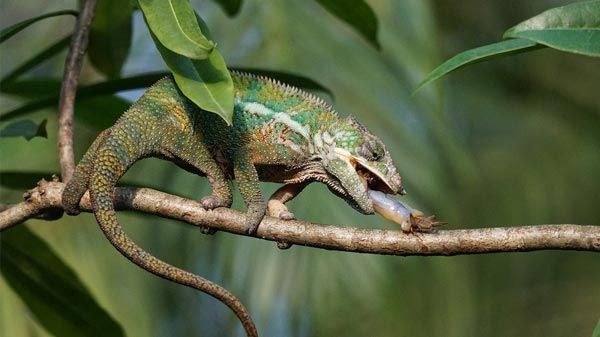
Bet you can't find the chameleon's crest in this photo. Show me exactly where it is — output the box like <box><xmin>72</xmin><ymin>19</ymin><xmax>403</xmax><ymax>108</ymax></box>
<box><xmin>231</xmin><ymin>70</ymin><xmax>337</xmax><ymax>116</ymax></box>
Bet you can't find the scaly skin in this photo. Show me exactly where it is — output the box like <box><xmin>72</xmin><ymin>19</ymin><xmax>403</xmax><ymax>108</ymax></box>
<box><xmin>62</xmin><ymin>72</ymin><xmax>404</xmax><ymax>337</ymax></box>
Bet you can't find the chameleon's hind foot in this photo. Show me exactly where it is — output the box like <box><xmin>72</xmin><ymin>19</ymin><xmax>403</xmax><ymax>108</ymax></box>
<box><xmin>277</xmin><ymin>211</ymin><xmax>295</xmax><ymax>220</ymax></box>
<box><xmin>200</xmin><ymin>195</ymin><xmax>227</xmax><ymax>210</ymax></box>
<box><xmin>268</xmin><ymin>199</ymin><xmax>295</xmax><ymax>220</ymax></box>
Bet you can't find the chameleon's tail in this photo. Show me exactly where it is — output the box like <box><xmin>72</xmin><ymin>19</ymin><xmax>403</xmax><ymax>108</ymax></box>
<box><xmin>89</xmin><ymin>149</ymin><xmax>258</xmax><ymax>337</ymax></box>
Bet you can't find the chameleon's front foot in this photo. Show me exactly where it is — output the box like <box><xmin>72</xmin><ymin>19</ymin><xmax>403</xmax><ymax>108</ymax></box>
<box><xmin>62</xmin><ymin>173</ymin><xmax>88</xmax><ymax>215</ymax></box>
<box><xmin>244</xmin><ymin>202</ymin><xmax>267</xmax><ymax>234</ymax></box>
<box><xmin>200</xmin><ymin>195</ymin><xmax>229</xmax><ymax>210</ymax></box>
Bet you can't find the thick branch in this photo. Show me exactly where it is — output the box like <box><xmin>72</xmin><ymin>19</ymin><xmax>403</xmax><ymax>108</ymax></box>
<box><xmin>1</xmin><ymin>181</ymin><xmax>599</xmax><ymax>255</ymax></box>
<box><xmin>57</xmin><ymin>0</ymin><xmax>97</xmax><ymax>183</ymax></box>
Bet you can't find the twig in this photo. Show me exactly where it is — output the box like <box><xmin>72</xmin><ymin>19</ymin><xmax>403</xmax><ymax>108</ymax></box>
<box><xmin>0</xmin><ymin>204</ymin><xmax>13</xmax><ymax>212</ymax></box>
<box><xmin>1</xmin><ymin>181</ymin><xmax>599</xmax><ymax>255</ymax></box>
<box><xmin>57</xmin><ymin>0</ymin><xmax>97</xmax><ymax>183</ymax></box>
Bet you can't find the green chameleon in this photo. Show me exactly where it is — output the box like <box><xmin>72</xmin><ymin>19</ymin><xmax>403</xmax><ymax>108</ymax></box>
<box><xmin>62</xmin><ymin>72</ymin><xmax>433</xmax><ymax>336</ymax></box>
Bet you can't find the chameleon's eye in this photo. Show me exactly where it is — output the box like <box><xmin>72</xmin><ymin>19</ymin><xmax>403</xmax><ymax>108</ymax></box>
<box><xmin>358</xmin><ymin>140</ymin><xmax>384</xmax><ymax>161</ymax></box>
<box><xmin>370</xmin><ymin>141</ymin><xmax>384</xmax><ymax>161</ymax></box>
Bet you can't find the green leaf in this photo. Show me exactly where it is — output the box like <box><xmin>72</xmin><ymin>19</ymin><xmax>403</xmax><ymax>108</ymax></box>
<box><xmin>138</xmin><ymin>0</ymin><xmax>215</xmax><ymax>59</ymax></box>
<box><xmin>89</xmin><ymin>0</ymin><xmax>134</xmax><ymax>78</ymax></box>
<box><xmin>315</xmin><ymin>0</ymin><xmax>380</xmax><ymax>49</ymax></box>
<box><xmin>213</xmin><ymin>0</ymin><xmax>243</xmax><ymax>16</ymax></box>
<box><xmin>415</xmin><ymin>38</ymin><xmax>540</xmax><ymax>92</ymax></box>
<box><xmin>0</xmin><ymin>226</ymin><xmax>125</xmax><ymax>337</ymax></box>
<box><xmin>504</xmin><ymin>0</ymin><xmax>600</xmax><ymax>57</ymax></box>
<box><xmin>593</xmin><ymin>318</ymin><xmax>600</xmax><ymax>337</ymax></box>
<box><xmin>0</xmin><ymin>119</ymin><xmax>47</xmax><ymax>140</ymax></box>
<box><xmin>1</xmin><ymin>35</ymin><xmax>71</xmax><ymax>84</ymax></box>
<box><xmin>0</xmin><ymin>10</ymin><xmax>77</xmax><ymax>43</ymax></box>
<box><xmin>231</xmin><ymin>67</ymin><xmax>333</xmax><ymax>97</ymax></box>
<box><xmin>149</xmin><ymin>16</ymin><xmax>233</xmax><ymax>124</ymax></box>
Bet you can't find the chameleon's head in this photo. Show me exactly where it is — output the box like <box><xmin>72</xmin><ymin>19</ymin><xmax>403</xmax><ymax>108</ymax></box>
<box><xmin>321</xmin><ymin>116</ymin><xmax>405</xmax><ymax>214</ymax></box>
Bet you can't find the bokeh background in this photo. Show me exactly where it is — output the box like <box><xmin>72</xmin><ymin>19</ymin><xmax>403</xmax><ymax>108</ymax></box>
<box><xmin>1</xmin><ymin>0</ymin><xmax>599</xmax><ymax>336</ymax></box>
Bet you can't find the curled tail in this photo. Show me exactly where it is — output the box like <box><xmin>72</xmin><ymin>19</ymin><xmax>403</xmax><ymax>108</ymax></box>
<box><xmin>89</xmin><ymin>148</ymin><xmax>258</xmax><ymax>337</ymax></box>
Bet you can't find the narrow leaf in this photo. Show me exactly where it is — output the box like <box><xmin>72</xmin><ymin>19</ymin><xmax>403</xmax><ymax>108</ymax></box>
<box><xmin>149</xmin><ymin>14</ymin><xmax>233</xmax><ymax>124</ymax></box>
<box><xmin>76</xmin><ymin>96</ymin><xmax>130</xmax><ymax>130</ymax></box>
<box><xmin>0</xmin><ymin>119</ymin><xmax>47</xmax><ymax>140</ymax></box>
<box><xmin>89</xmin><ymin>0</ymin><xmax>134</xmax><ymax>78</ymax></box>
<box><xmin>231</xmin><ymin>67</ymin><xmax>333</xmax><ymax>97</ymax></box>
<box><xmin>592</xmin><ymin>319</ymin><xmax>600</xmax><ymax>337</ymax></box>
<box><xmin>0</xmin><ymin>171</ymin><xmax>55</xmax><ymax>189</ymax></box>
<box><xmin>0</xmin><ymin>69</ymin><xmax>330</xmax><ymax>123</ymax></box>
<box><xmin>2</xmin><ymin>82</ymin><xmax>126</xmax><ymax>130</ymax></box>
<box><xmin>415</xmin><ymin>38</ymin><xmax>540</xmax><ymax>92</ymax></box>
<box><xmin>1</xmin><ymin>35</ymin><xmax>71</xmax><ymax>84</ymax></box>
<box><xmin>0</xmin><ymin>226</ymin><xmax>125</xmax><ymax>337</ymax></box>
<box><xmin>0</xmin><ymin>171</ymin><xmax>163</xmax><ymax>191</ymax></box>
<box><xmin>213</xmin><ymin>0</ymin><xmax>243</xmax><ymax>17</ymax></box>
<box><xmin>0</xmin><ymin>10</ymin><xmax>77</xmax><ymax>43</ymax></box>
<box><xmin>138</xmin><ymin>0</ymin><xmax>215</xmax><ymax>59</ymax></box>
<box><xmin>0</xmin><ymin>73</ymin><xmax>167</xmax><ymax>121</ymax></box>
<box><xmin>1</xmin><ymin>79</ymin><xmax>62</xmax><ymax>98</ymax></box>
<box><xmin>593</xmin><ymin>319</ymin><xmax>600</xmax><ymax>337</ymax></box>
<box><xmin>504</xmin><ymin>0</ymin><xmax>600</xmax><ymax>57</ymax></box>
<box><xmin>315</xmin><ymin>0</ymin><xmax>380</xmax><ymax>49</ymax></box>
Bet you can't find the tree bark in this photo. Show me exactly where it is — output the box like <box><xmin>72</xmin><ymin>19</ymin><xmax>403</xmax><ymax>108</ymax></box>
<box><xmin>1</xmin><ymin>180</ymin><xmax>598</xmax><ymax>255</ymax></box>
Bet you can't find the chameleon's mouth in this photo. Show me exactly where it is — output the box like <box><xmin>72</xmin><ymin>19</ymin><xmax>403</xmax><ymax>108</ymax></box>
<box><xmin>331</xmin><ymin>147</ymin><xmax>398</xmax><ymax>195</ymax></box>
<box><xmin>353</xmin><ymin>159</ymin><xmax>396</xmax><ymax>195</ymax></box>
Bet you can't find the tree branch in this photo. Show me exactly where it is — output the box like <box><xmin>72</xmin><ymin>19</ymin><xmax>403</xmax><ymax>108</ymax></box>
<box><xmin>57</xmin><ymin>0</ymin><xmax>97</xmax><ymax>183</ymax></box>
<box><xmin>1</xmin><ymin>181</ymin><xmax>599</xmax><ymax>255</ymax></box>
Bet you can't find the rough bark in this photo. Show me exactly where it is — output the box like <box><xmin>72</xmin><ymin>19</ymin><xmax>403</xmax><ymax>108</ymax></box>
<box><xmin>1</xmin><ymin>180</ymin><xmax>598</xmax><ymax>255</ymax></box>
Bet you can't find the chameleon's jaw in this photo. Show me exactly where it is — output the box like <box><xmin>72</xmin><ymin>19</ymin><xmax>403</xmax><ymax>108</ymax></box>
<box><xmin>353</xmin><ymin>158</ymin><xmax>399</xmax><ymax>195</ymax></box>
<box><xmin>331</xmin><ymin>147</ymin><xmax>402</xmax><ymax>195</ymax></box>
<box><xmin>323</xmin><ymin>148</ymin><xmax>404</xmax><ymax>214</ymax></box>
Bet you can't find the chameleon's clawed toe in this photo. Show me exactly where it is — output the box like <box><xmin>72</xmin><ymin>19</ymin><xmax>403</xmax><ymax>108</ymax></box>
<box><xmin>62</xmin><ymin>194</ymin><xmax>83</xmax><ymax>215</ymax></box>
<box><xmin>200</xmin><ymin>195</ymin><xmax>225</xmax><ymax>209</ymax></box>
<box><xmin>64</xmin><ymin>205</ymin><xmax>81</xmax><ymax>216</ymax></box>
<box><xmin>267</xmin><ymin>199</ymin><xmax>295</xmax><ymax>220</ymax></box>
<box><xmin>244</xmin><ymin>220</ymin><xmax>260</xmax><ymax>235</ymax></box>
<box><xmin>277</xmin><ymin>211</ymin><xmax>295</xmax><ymax>220</ymax></box>
<box><xmin>244</xmin><ymin>204</ymin><xmax>266</xmax><ymax>235</ymax></box>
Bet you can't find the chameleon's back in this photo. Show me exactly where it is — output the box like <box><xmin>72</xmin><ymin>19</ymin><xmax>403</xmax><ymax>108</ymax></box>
<box><xmin>200</xmin><ymin>72</ymin><xmax>340</xmax><ymax>165</ymax></box>
<box><xmin>99</xmin><ymin>73</ymin><xmax>340</xmax><ymax>164</ymax></box>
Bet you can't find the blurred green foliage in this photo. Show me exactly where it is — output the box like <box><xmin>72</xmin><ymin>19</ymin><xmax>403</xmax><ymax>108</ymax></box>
<box><xmin>1</xmin><ymin>226</ymin><xmax>125</xmax><ymax>337</ymax></box>
<box><xmin>1</xmin><ymin>1</ymin><xmax>599</xmax><ymax>337</ymax></box>
<box><xmin>418</xmin><ymin>0</ymin><xmax>600</xmax><ymax>90</ymax></box>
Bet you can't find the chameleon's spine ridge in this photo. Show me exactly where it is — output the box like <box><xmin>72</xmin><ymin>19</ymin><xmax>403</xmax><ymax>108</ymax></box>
<box><xmin>230</xmin><ymin>70</ymin><xmax>337</xmax><ymax>116</ymax></box>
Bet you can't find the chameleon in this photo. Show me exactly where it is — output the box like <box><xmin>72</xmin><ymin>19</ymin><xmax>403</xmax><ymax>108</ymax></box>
<box><xmin>62</xmin><ymin>72</ymin><xmax>436</xmax><ymax>337</ymax></box>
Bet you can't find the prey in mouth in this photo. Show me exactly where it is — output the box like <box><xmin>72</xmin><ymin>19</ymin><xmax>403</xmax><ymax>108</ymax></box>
<box><xmin>318</xmin><ymin>116</ymin><xmax>441</xmax><ymax>233</ymax></box>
